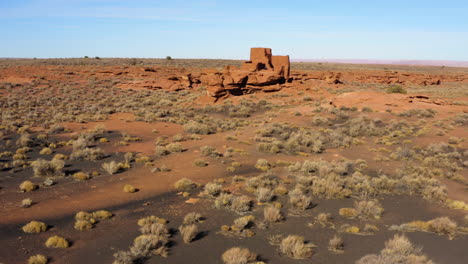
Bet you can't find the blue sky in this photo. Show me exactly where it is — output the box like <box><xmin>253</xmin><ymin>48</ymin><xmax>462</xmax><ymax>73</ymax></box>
<box><xmin>1</xmin><ymin>0</ymin><xmax>467</xmax><ymax>60</ymax></box>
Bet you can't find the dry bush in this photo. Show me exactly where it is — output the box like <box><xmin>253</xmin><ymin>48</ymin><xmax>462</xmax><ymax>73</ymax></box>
<box><xmin>74</xmin><ymin>220</ymin><xmax>94</xmax><ymax>231</ymax></box>
<box><xmin>255</xmin><ymin>159</ymin><xmax>271</xmax><ymax>171</ymax></box>
<box><xmin>222</xmin><ymin>247</ymin><xmax>257</xmax><ymax>264</ymax></box>
<box><xmin>22</xmin><ymin>221</ymin><xmax>47</xmax><ymax>233</ymax></box>
<box><xmin>179</xmin><ymin>224</ymin><xmax>198</xmax><ymax>243</ymax></box>
<box><xmin>112</xmin><ymin>251</ymin><xmax>133</xmax><ymax>264</ymax></box>
<box><xmin>140</xmin><ymin>223</ymin><xmax>170</xmax><ymax>240</ymax></box>
<box><xmin>200</xmin><ymin>145</ymin><xmax>219</xmax><ymax>157</ymax></box>
<box><xmin>255</xmin><ymin>187</ymin><xmax>274</xmax><ymax>203</ymax></box>
<box><xmin>72</xmin><ymin>172</ymin><xmax>90</xmax><ymax>181</ymax></box>
<box><xmin>184</xmin><ymin>121</ymin><xmax>215</xmax><ymax>135</ymax></box>
<box><xmin>427</xmin><ymin>217</ymin><xmax>457</xmax><ymax>238</ymax></box>
<box><xmin>20</xmin><ymin>180</ymin><xmax>37</xmax><ymax>192</ymax></box>
<box><xmin>280</xmin><ymin>235</ymin><xmax>314</xmax><ymax>259</ymax></box>
<box><xmin>92</xmin><ymin>210</ymin><xmax>113</xmax><ymax>220</ymax></box>
<box><xmin>137</xmin><ymin>216</ymin><xmax>167</xmax><ymax>227</ymax></box>
<box><xmin>21</xmin><ymin>198</ymin><xmax>33</xmax><ymax>208</ymax></box>
<box><xmin>166</xmin><ymin>142</ymin><xmax>184</xmax><ymax>152</ymax></box>
<box><xmin>39</xmin><ymin>147</ymin><xmax>53</xmax><ymax>155</ymax></box>
<box><xmin>339</xmin><ymin>207</ymin><xmax>366</xmax><ymax>219</ymax></box>
<box><xmin>45</xmin><ymin>236</ymin><xmax>69</xmax><ymax>248</ymax></box>
<box><xmin>288</xmin><ymin>190</ymin><xmax>313</xmax><ymax>210</ymax></box>
<box><xmin>31</xmin><ymin>158</ymin><xmax>64</xmax><ymax>177</ymax></box>
<box><xmin>70</xmin><ymin>147</ymin><xmax>105</xmax><ymax>161</ymax></box>
<box><xmin>102</xmin><ymin>161</ymin><xmax>120</xmax><ymax>175</ymax></box>
<box><xmin>315</xmin><ymin>212</ymin><xmax>333</xmax><ymax>227</ymax></box>
<box><xmin>174</xmin><ymin>178</ymin><xmax>197</xmax><ymax>191</ymax></box>
<box><xmin>183</xmin><ymin>212</ymin><xmax>202</xmax><ymax>225</ymax></box>
<box><xmin>193</xmin><ymin>159</ymin><xmax>208</xmax><ymax>167</ymax></box>
<box><xmin>154</xmin><ymin>146</ymin><xmax>169</xmax><ymax>157</ymax></box>
<box><xmin>131</xmin><ymin>234</ymin><xmax>168</xmax><ymax>259</ymax></box>
<box><xmin>232</xmin><ymin>215</ymin><xmax>255</xmax><ymax>231</ymax></box>
<box><xmin>204</xmin><ymin>182</ymin><xmax>222</xmax><ymax>197</ymax></box>
<box><xmin>328</xmin><ymin>235</ymin><xmax>344</xmax><ymax>253</ymax></box>
<box><xmin>123</xmin><ymin>184</ymin><xmax>137</xmax><ymax>193</ymax></box>
<box><xmin>355</xmin><ymin>200</ymin><xmax>384</xmax><ymax>219</ymax></box>
<box><xmin>231</xmin><ymin>195</ymin><xmax>252</xmax><ymax>214</ymax></box>
<box><xmin>356</xmin><ymin>234</ymin><xmax>433</xmax><ymax>264</ymax></box>
<box><xmin>264</xmin><ymin>206</ymin><xmax>283</xmax><ymax>223</ymax></box>
<box><xmin>28</xmin><ymin>254</ymin><xmax>48</xmax><ymax>264</ymax></box>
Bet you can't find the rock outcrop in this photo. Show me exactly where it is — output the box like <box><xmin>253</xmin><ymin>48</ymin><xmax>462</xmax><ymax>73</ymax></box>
<box><xmin>201</xmin><ymin>48</ymin><xmax>291</xmax><ymax>97</ymax></box>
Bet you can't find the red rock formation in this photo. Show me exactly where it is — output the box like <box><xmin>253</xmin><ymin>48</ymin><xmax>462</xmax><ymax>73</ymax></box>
<box><xmin>202</xmin><ymin>48</ymin><xmax>291</xmax><ymax>97</ymax></box>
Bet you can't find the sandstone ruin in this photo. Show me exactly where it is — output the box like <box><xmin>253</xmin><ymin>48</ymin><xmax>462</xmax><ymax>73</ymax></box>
<box><xmin>200</xmin><ymin>47</ymin><xmax>292</xmax><ymax>97</ymax></box>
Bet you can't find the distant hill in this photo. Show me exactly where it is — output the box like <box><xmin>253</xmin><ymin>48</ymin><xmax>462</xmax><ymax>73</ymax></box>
<box><xmin>293</xmin><ymin>59</ymin><xmax>468</xmax><ymax>68</ymax></box>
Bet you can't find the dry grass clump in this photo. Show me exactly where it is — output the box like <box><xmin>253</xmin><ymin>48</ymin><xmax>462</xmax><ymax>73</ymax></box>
<box><xmin>70</xmin><ymin>147</ymin><xmax>105</xmax><ymax>161</ymax></box>
<box><xmin>312</xmin><ymin>212</ymin><xmax>334</xmax><ymax>228</ymax></box>
<box><xmin>231</xmin><ymin>215</ymin><xmax>255</xmax><ymax>233</ymax></box>
<box><xmin>123</xmin><ymin>184</ymin><xmax>137</xmax><ymax>193</ymax></box>
<box><xmin>21</xmin><ymin>198</ymin><xmax>33</xmax><ymax>208</ymax></box>
<box><xmin>31</xmin><ymin>158</ymin><xmax>64</xmax><ymax>177</ymax></box>
<box><xmin>255</xmin><ymin>187</ymin><xmax>274</xmax><ymax>203</ymax></box>
<box><xmin>183</xmin><ymin>121</ymin><xmax>215</xmax><ymax>135</ymax></box>
<box><xmin>222</xmin><ymin>247</ymin><xmax>258</xmax><ymax>264</ymax></box>
<box><xmin>39</xmin><ymin>147</ymin><xmax>53</xmax><ymax>155</ymax></box>
<box><xmin>45</xmin><ymin>236</ymin><xmax>69</xmax><ymax>248</ymax></box>
<box><xmin>101</xmin><ymin>161</ymin><xmax>122</xmax><ymax>175</ymax></box>
<box><xmin>72</xmin><ymin>172</ymin><xmax>90</xmax><ymax>181</ymax></box>
<box><xmin>263</xmin><ymin>206</ymin><xmax>283</xmax><ymax>223</ymax></box>
<box><xmin>193</xmin><ymin>159</ymin><xmax>208</xmax><ymax>167</ymax></box>
<box><xmin>200</xmin><ymin>145</ymin><xmax>220</xmax><ymax>157</ymax></box>
<box><xmin>183</xmin><ymin>212</ymin><xmax>202</xmax><ymax>225</ymax></box>
<box><xmin>427</xmin><ymin>217</ymin><xmax>457</xmax><ymax>238</ymax></box>
<box><xmin>22</xmin><ymin>221</ymin><xmax>47</xmax><ymax>233</ymax></box>
<box><xmin>231</xmin><ymin>195</ymin><xmax>253</xmax><ymax>214</ymax></box>
<box><xmin>74</xmin><ymin>210</ymin><xmax>113</xmax><ymax>231</ymax></box>
<box><xmin>174</xmin><ymin>178</ymin><xmax>198</xmax><ymax>191</ymax></box>
<box><xmin>92</xmin><ymin>210</ymin><xmax>113</xmax><ymax>220</ymax></box>
<box><xmin>255</xmin><ymin>159</ymin><xmax>271</xmax><ymax>171</ymax></box>
<box><xmin>355</xmin><ymin>200</ymin><xmax>384</xmax><ymax>219</ymax></box>
<box><xmin>280</xmin><ymin>235</ymin><xmax>314</xmax><ymax>259</ymax></box>
<box><xmin>74</xmin><ymin>220</ymin><xmax>94</xmax><ymax>231</ymax></box>
<box><xmin>165</xmin><ymin>142</ymin><xmax>184</xmax><ymax>153</ymax></box>
<box><xmin>179</xmin><ymin>224</ymin><xmax>198</xmax><ymax>243</ymax></box>
<box><xmin>28</xmin><ymin>254</ymin><xmax>48</xmax><ymax>264</ymax></box>
<box><xmin>288</xmin><ymin>189</ymin><xmax>313</xmax><ymax>210</ymax></box>
<box><xmin>137</xmin><ymin>216</ymin><xmax>167</xmax><ymax>226</ymax></box>
<box><xmin>356</xmin><ymin>234</ymin><xmax>433</xmax><ymax>264</ymax></box>
<box><xmin>328</xmin><ymin>235</ymin><xmax>344</xmax><ymax>253</ymax></box>
<box><xmin>20</xmin><ymin>180</ymin><xmax>37</xmax><ymax>192</ymax></box>
<box><xmin>204</xmin><ymin>182</ymin><xmax>222</xmax><ymax>197</ymax></box>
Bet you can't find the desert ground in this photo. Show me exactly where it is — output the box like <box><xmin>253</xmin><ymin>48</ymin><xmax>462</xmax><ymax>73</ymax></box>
<box><xmin>0</xmin><ymin>57</ymin><xmax>467</xmax><ymax>264</ymax></box>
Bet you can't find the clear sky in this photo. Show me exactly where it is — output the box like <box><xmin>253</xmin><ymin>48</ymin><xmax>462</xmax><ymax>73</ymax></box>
<box><xmin>1</xmin><ymin>0</ymin><xmax>467</xmax><ymax>60</ymax></box>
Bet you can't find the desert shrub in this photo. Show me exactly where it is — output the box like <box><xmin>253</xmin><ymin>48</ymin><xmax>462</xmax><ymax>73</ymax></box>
<box><xmin>22</xmin><ymin>198</ymin><xmax>33</xmax><ymax>208</ymax></box>
<box><xmin>92</xmin><ymin>210</ymin><xmax>113</xmax><ymax>220</ymax></box>
<box><xmin>232</xmin><ymin>215</ymin><xmax>255</xmax><ymax>231</ymax></box>
<box><xmin>231</xmin><ymin>195</ymin><xmax>252</xmax><ymax>214</ymax></box>
<box><xmin>179</xmin><ymin>224</ymin><xmax>198</xmax><ymax>243</ymax></box>
<box><xmin>102</xmin><ymin>161</ymin><xmax>120</xmax><ymax>175</ymax></box>
<box><xmin>123</xmin><ymin>184</ymin><xmax>137</xmax><ymax>193</ymax></box>
<box><xmin>280</xmin><ymin>235</ymin><xmax>314</xmax><ymax>259</ymax></box>
<box><xmin>154</xmin><ymin>146</ymin><xmax>169</xmax><ymax>157</ymax></box>
<box><xmin>427</xmin><ymin>217</ymin><xmax>457</xmax><ymax>238</ymax></box>
<box><xmin>288</xmin><ymin>190</ymin><xmax>313</xmax><ymax>210</ymax></box>
<box><xmin>22</xmin><ymin>221</ymin><xmax>47</xmax><ymax>233</ymax></box>
<box><xmin>339</xmin><ymin>208</ymin><xmax>357</xmax><ymax>218</ymax></box>
<box><xmin>328</xmin><ymin>235</ymin><xmax>344</xmax><ymax>253</ymax></box>
<box><xmin>264</xmin><ymin>206</ymin><xmax>283</xmax><ymax>223</ymax></box>
<box><xmin>184</xmin><ymin>121</ymin><xmax>215</xmax><ymax>135</ymax></box>
<box><xmin>354</xmin><ymin>200</ymin><xmax>384</xmax><ymax>219</ymax></box>
<box><xmin>137</xmin><ymin>216</ymin><xmax>167</xmax><ymax>227</ymax></box>
<box><xmin>255</xmin><ymin>159</ymin><xmax>271</xmax><ymax>171</ymax></box>
<box><xmin>386</xmin><ymin>85</ymin><xmax>407</xmax><ymax>94</ymax></box>
<box><xmin>112</xmin><ymin>251</ymin><xmax>133</xmax><ymax>264</ymax></box>
<box><xmin>140</xmin><ymin>223</ymin><xmax>170</xmax><ymax>240</ymax></box>
<box><xmin>74</xmin><ymin>220</ymin><xmax>94</xmax><ymax>231</ymax></box>
<box><xmin>204</xmin><ymin>182</ymin><xmax>222</xmax><ymax>197</ymax></box>
<box><xmin>222</xmin><ymin>247</ymin><xmax>257</xmax><ymax>264</ymax></box>
<box><xmin>70</xmin><ymin>147</ymin><xmax>105</xmax><ymax>161</ymax></box>
<box><xmin>356</xmin><ymin>234</ymin><xmax>433</xmax><ymax>264</ymax></box>
<box><xmin>183</xmin><ymin>212</ymin><xmax>202</xmax><ymax>225</ymax></box>
<box><xmin>255</xmin><ymin>187</ymin><xmax>274</xmax><ymax>203</ymax></box>
<box><xmin>131</xmin><ymin>234</ymin><xmax>168</xmax><ymax>258</ymax></box>
<box><xmin>73</xmin><ymin>172</ymin><xmax>90</xmax><ymax>181</ymax></box>
<box><xmin>166</xmin><ymin>142</ymin><xmax>184</xmax><ymax>152</ymax></box>
<box><xmin>31</xmin><ymin>158</ymin><xmax>64</xmax><ymax>177</ymax></box>
<box><xmin>215</xmin><ymin>193</ymin><xmax>234</xmax><ymax>209</ymax></box>
<box><xmin>16</xmin><ymin>133</ymin><xmax>33</xmax><ymax>147</ymax></box>
<box><xmin>28</xmin><ymin>254</ymin><xmax>48</xmax><ymax>264</ymax></box>
<box><xmin>200</xmin><ymin>145</ymin><xmax>219</xmax><ymax>157</ymax></box>
<box><xmin>45</xmin><ymin>236</ymin><xmax>69</xmax><ymax>248</ymax></box>
<box><xmin>194</xmin><ymin>159</ymin><xmax>208</xmax><ymax>167</ymax></box>
<box><xmin>174</xmin><ymin>178</ymin><xmax>197</xmax><ymax>191</ymax></box>
<box><xmin>20</xmin><ymin>181</ymin><xmax>37</xmax><ymax>192</ymax></box>
<box><xmin>315</xmin><ymin>213</ymin><xmax>333</xmax><ymax>227</ymax></box>
<box><xmin>39</xmin><ymin>147</ymin><xmax>53</xmax><ymax>155</ymax></box>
